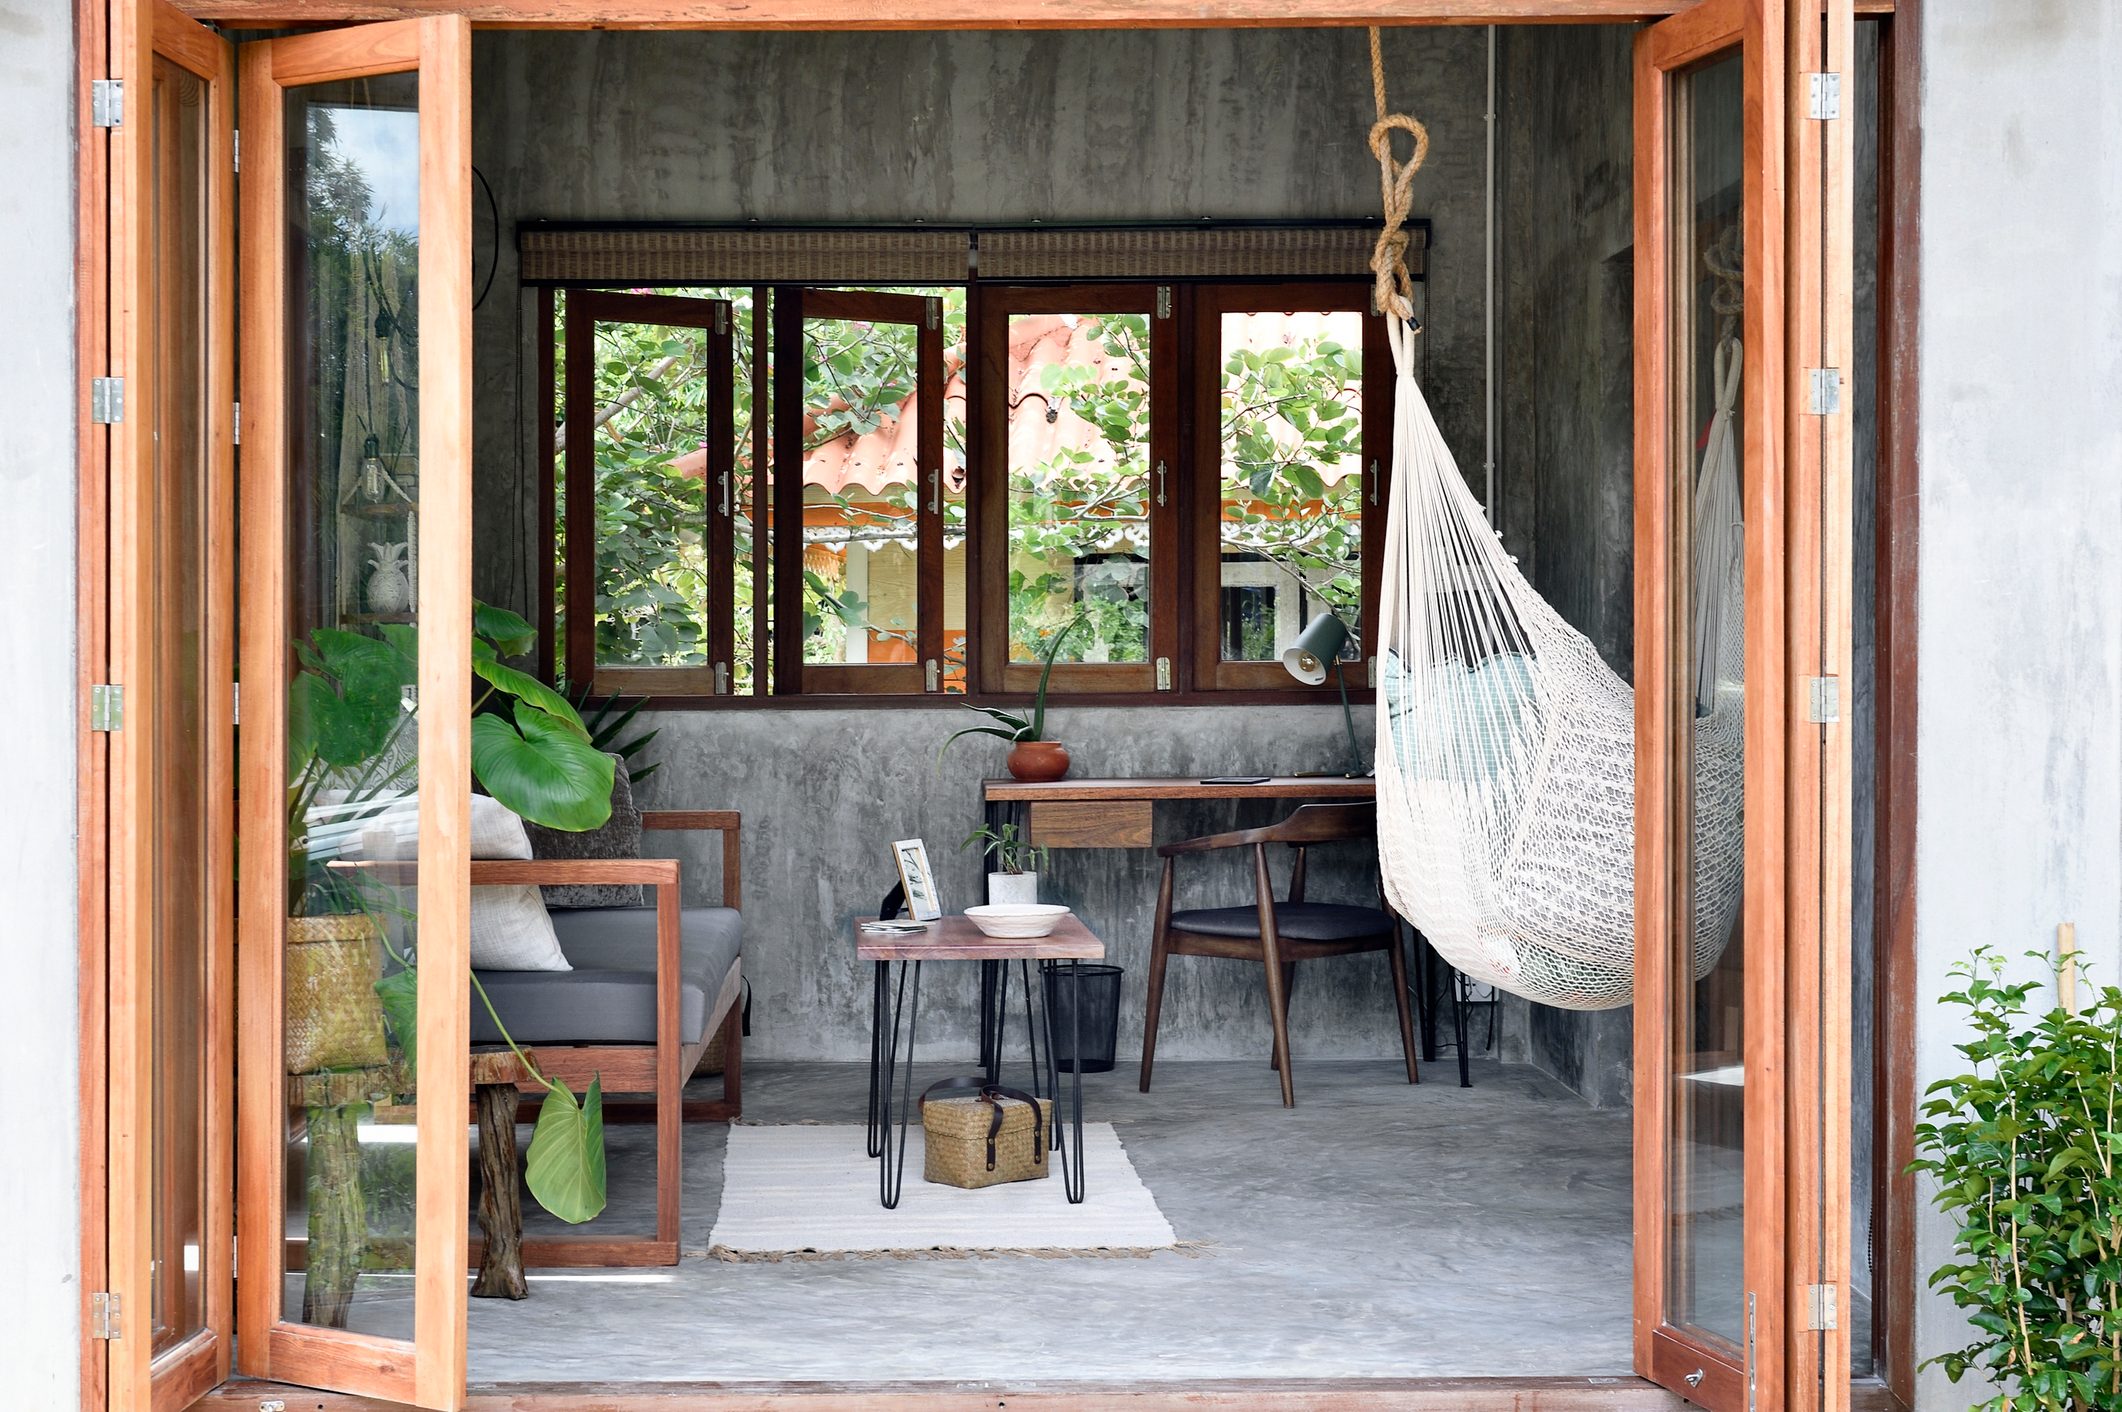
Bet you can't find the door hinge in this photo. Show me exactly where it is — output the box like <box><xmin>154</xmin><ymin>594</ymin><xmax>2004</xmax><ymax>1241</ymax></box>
<box><xmin>90</xmin><ymin>683</ymin><xmax>125</xmax><ymax>733</ymax></box>
<box><xmin>1807</xmin><ymin>71</ymin><xmax>1843</xmax><ymax>120</ymax></box>
<box><xmin>89</xmin><ymin>1291</ymin><xmax>120</xmax><ymax>1340</ymax></box>
<box><xmin>1155</xmin><ymin>656</ymin><xmax>1173</xmax><ymax>691</ymax></box>
<box><xmin>713</xmin><ymin>662</ymin><xmax>730</xmax><ymax>695</ymax></box>
<box><xmin>924</xmin><ymin>658</ymin><xmax>941</xmax><ymax>692</ymax></box>
<box><xmin>91</xmin><ymin>377</ymin><xmax>125</xmax><ymax>424</ymax></box>
<box><xmin>1745</xmin><ymin>1291</ymin><xmax>1758</xmax><ymax>1412</ymax></box>
<box><xmin>1806</xmin><ymin>675</ymin><xmax>1841</xmax><ymax>725</ymax></box>
<box><xmin>232</xmin><ymin>128</ymin><xmax>240</xmax><ymax>173</ymax></box>
<box><xmin>91</xmin><ymin>79</ymin><xmax>124</xmax><ymax>128</ymax></box>
<box><xmin>714</xmin><ymin>303</ymin><xmax>729</xmax><ymax>336</ymax></box>
<box><xmin>232</xmin><ymin>400</ymin><xmax>242</xmax><ymax>446</ymax></box>
<box><xmin>925</xmin><ymin>297</ymin><xmax>941</xmax><ymax>331</ymax></box>
<box><xmin>1805</xmin><ymin>1282</ymin><xmax>1840</xmax><ymax>1330</ymax></box>
<box><xmin>1155</xmin><ymin>286</ymin><xmax>1173</xmax><ymax>320</ymax></box>
<box><xmin>231</xmin><ymin>682</ymin><xmax>241</xmax><ymax>725</ymax></box>
<box><xmin>1807</xmin><ymin>366</ymin><xmax>1843</xmax><ymax>415</ymax></box>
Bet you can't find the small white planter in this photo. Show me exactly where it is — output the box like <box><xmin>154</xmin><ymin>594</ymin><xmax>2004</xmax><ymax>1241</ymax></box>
<box><xmin>987</xmin><ymin>871</ymin><xmax>1041</xmax><ymax>906</ymax></box>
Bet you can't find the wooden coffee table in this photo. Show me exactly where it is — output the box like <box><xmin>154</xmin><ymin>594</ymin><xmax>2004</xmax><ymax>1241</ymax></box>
<box><xmin>855</xmin><ymin>914</ymin><xmax>1105</xmax><ymax>1209</ymax></box>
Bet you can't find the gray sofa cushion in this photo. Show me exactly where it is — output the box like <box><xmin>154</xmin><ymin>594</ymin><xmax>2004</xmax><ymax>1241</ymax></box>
<box><xmin>523</xmin><ymin>754</ymin><xmax>645</xmax><ymax>910</ymax></box>
<box><xmin>1167</xmin><ymin>902</ymin><xmax>1393</xmax><ymax>944</ymax></box>
<box><xmin>471</xmin><ymin>906</ymin><xmax>741</xmax><ymax>1046</ymax></box>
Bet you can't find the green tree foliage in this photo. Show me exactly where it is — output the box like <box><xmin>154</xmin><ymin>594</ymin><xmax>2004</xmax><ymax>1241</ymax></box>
<box><xmin>1912</xmin><ymin>947</ymin><xmax>2122</xmax><ymax>1411</ymax></box>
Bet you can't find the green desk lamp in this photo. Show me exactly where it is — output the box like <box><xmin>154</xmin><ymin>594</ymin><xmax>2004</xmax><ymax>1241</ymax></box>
<box><xmin>1281</xmin><ymin>611</ymin><xmax>1370</xmax><ymax>778</ymax></box>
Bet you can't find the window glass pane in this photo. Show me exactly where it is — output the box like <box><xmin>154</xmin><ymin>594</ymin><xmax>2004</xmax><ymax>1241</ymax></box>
<box><xmin>1004</xmin><ymin>311</ymin><xmax>1152</xmax><ymax>664</ymax></box>
<box><xmin>797</xmin><ymin>296</ymin><xmax>953</xmax><ymax>669</ymax></box>
<box><xmin>587</xmin><ymin>313</ymin><xmax>714</xmax><ymax>670</ymax></box>
<box><xmin>1216</xmin><ymin>310</ymin><xmax>1365</xmax><ymax>663</ymax></box>
<box><xmin>281</xmin><ymin>70</ymin><xmax>423</xmax><ymax>1339</ymax></box>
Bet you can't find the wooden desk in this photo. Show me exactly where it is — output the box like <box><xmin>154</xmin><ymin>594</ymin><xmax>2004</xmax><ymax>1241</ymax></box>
<box><xmin>983</xmin><ymin>774</ymin><xmax>1374</xmax><ymax>849</ymax></box>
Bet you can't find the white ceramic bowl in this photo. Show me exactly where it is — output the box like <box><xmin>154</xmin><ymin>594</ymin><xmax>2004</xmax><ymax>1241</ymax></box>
<box><xmin>964</xmin><ymin>903</ymin><xmax>1071</xmax><ymax>939</ymax></box>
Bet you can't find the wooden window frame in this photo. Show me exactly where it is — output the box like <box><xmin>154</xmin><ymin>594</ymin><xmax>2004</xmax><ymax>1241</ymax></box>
<box><xmin>972</xmin><ymin>282</ymin><xmax>1179</xmax><ymax>696</ymax></box>
<box><xmin>561</xmin><ymin>287</ymin><xmax>736</xmax><ymax>698</ymax></box>
<box><xmin>1188</xmin><ymin>280</ymin><xmax>1391</xmax><ymax>694</ymax></box>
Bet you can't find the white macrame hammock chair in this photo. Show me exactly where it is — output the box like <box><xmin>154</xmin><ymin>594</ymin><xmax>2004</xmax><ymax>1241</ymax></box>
<box><xmin>1353</xmin><ymin>57</ymin><xmax>1748</xmax><ymax>1009</ymax></box>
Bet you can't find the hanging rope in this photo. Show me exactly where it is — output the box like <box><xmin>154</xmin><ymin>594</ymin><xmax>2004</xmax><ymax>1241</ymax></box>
<box><xmin>1367</xmin><ymin>27</ymin><xmax>1430</xmax><ymax>324</ymax></box>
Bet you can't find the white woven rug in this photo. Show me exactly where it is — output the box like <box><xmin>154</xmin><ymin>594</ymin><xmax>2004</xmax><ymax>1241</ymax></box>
<box><xmin>705</xmin><ymin>1123</ymin><xmax>1183</xmax><ymax>1260</ymax></box>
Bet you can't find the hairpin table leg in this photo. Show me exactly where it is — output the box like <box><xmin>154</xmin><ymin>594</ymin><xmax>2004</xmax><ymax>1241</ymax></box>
<box><xmin>866</xmin><ymin>959</ymin><xmax>887</xmax><ymax>1159</ymax></box>
<box><xmin>1038</xmin><ymin>958</ymin><xmax>1088</xmax><ymax>1205</ymax></box>
<box><xmin>876</xmin><ymin>959</ymin><xmax>922</xmax><ymax>1209</ymax></box>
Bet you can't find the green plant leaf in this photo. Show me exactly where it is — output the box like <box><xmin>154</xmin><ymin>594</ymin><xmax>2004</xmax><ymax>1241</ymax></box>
<box><xmin>473</xmin><ymin>657</ymin><xmax>591</xmax><ymax>740</ymax></box>
<box><xmin>475</xmin><ymin>601</ymin><xmax>538</xmax><ymax>657</ymax></box>
<box><xmin>375</xmin><ymin>966</ymin><xmax>419</xmax><ymax>1067</ymax></box>
<box><xmin>523</xmin><ymin>1075</ymin><xmax>607</xmax><ymax>1223</ymax></box>
<box><xmin>471</xmin><ymin>707</ymin><xmax>616</xmax><ymax>830</ymax></box>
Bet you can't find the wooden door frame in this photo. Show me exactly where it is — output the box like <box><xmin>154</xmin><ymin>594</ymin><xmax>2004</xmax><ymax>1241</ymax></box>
<box><xmin>67</xmin><ymin>3</ymin><xmax>1919</xmax><ymax>1410</ymax></box>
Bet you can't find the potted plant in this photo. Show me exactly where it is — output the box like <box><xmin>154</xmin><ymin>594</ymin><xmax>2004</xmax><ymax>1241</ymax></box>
<box><xmin>288</xmin><ymin>601</ymin><xmax>618</xmax><ymax>1223</ymax></box>
<box><xmin>1911</xmin><ymin>944</ymin><xmax>2122</xmax><ymax>1411</ymax></box>
<box><xmin>962</xmin><ymin>822</ymin><xmax>1048</xmax><ymax>906</ymax></box>
<box><xmin>941</xmin><ymin>616</ymin><xmax>1082</xmax><ymax>782</ymax></box>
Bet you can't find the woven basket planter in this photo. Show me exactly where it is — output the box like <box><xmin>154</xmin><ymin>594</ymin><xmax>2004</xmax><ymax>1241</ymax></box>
<box><xmin>285</xmin><ymin>914</ymin><xmax>390</xmax><ymax>1076</ymax></box>
<box><xmin>922</xmin><ymin>1090</ymin><xmax>1053</xmax><ymax>1190</ymax></box>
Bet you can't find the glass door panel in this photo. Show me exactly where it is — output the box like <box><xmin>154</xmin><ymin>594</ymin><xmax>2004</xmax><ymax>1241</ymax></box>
<box><xmin>107</xmin><ymin>4</ymin><xmax>236</xmax><ymax>1407</ymax></box>
<box><xmin>237</xmin><ymin>17</ymin><xmax>471</xmax><ymax>1411</ymax></box>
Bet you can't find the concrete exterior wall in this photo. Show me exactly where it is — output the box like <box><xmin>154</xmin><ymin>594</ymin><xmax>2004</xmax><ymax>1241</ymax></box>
<box><xmin>1912</xmin><ymin>3</ymin><xmax>2122</xmax><ymax>1402</ymax></box>
<box><xmin>0</xmin><ymin>0</ymin><xmax>81</xmax><ymax>1403</ymax></box>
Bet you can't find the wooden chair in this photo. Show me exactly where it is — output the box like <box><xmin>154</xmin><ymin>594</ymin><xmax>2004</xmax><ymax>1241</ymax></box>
<box><xmin>1138</xmin><ymin>802</ymin><xmax>1417</xmax><ymax>1108</ymax></box>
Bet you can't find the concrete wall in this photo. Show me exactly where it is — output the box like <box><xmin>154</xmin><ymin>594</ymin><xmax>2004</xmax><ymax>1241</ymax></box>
<box><xmin>1912</xmin><ymin>3</ymin><xmax>2122</xmax><ymax>1403</ymax></box>
<box><xmin>0</xmin><ymin>0</ymin><xmax>81</xmax><ymax>1402</ymax></box>
<box><xmin>468</xmin><ymin>29</ymin><xmax>1499</xmax><ymax>1064</ymax></box>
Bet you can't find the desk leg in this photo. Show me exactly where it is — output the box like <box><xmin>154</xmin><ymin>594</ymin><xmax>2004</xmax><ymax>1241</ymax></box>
<box><xmin>472</xmin><ymin>1082</ymin><xmax>527</xmax><ymax>1300</ymax></box>
<box><xmin>876</xmin><ymin>959</ymin><xmax>922</xmax><ymax>1210</ymax></box>
<box><xmin>1038</xmin><ymin>959</ymin><xmax>1087</xmax><ymax>1205</ymax></box>
<box><xmin>866</xmin><ymin>959</ymin><xmax>887</xmax><ymax>1159</ymax></box>
<box><xmin>979</xmin><ymin>959</ymin><xmax>1000</xmax><ymax>1079</ymax></box>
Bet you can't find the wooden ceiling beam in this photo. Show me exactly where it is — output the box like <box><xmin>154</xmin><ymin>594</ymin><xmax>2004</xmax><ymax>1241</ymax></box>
<box><xmin>178</xmin><ymin>0</ymin><xmax>1889</xmax><ymax>32</ymax></box>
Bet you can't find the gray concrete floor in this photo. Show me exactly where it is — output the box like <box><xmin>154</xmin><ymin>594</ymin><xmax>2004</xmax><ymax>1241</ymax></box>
<box><xmin>468</xmin><ymin>1057</ymin><xmax>1635</xmax><ymax>1383</ymax></box>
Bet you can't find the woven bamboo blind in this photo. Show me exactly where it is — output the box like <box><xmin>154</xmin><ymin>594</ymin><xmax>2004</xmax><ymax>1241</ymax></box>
<box><xmin>519</xmin><ymin>227</ymin><xmax>970</xmax><ymax>284</ymax></box>
<box><xmin>975</xmin><ymin>225</ymin><xmax>1416</xmax><ymax>282</ymax></box>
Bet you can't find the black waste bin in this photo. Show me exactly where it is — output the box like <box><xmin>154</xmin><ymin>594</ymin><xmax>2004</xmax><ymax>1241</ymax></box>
<box><xmin>1043</xmin><ymin>963</ymin><xmax>1123</xmax><ymax>1074</ymax></box>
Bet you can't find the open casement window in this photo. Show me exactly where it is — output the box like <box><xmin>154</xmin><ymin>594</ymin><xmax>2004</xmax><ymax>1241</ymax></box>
<box><xmin>1188</xmin><ymin>283</ymin><xmax>1390</xmax><ymax>693</ymax></box>
<box><xmin>235</xmin><ymin>17</ymin><xmax>474</xmax><ymax>1411</ymax></box>
<box><xmin>774</xmin><ymin>288</ymin><xmax>949</xmax><ymax>694</ymax></box>
<box><xmin>1631</xmin><ymin>1</ymin><xmax>1853</xmax><ymax>1409</ymax></box>
<box><xmin>973</xmin><ymin>284</ymin><xmax>1179</xmax><ymax>694</ymax></box>
<box><xmin>103</xmin><ymin>2</ymin><xmax>237</xmax><ymax>1408</ymax></box>
<box><xmin>562</xmin><ymin>290</ymin><xmax>738</xmax><ymax>697</ymax></box>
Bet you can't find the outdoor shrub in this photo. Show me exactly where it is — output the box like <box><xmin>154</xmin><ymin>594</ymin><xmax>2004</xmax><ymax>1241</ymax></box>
<box><xmin>1913</xmin><ymin>947</ymin><xmax>2122</xmax><ymax>1411</ymax></box>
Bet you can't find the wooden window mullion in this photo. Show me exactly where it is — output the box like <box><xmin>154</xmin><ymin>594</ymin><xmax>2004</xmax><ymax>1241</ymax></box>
<box><xmin>916</xmin><ymin>294</ymin><xmax>946</xmax><ymax>689</ymax></box>
<box><xmin>706</xmin><ymin>303</ymin><xmax>737</xmax><ymax>690</ymax></box>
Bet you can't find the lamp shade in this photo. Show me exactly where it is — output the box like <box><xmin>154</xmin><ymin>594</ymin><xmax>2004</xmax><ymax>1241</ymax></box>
<box><xmin>1280</xmin><ymin>612</ymin><xmax>1351</xmax><ymax>686</ymax></box>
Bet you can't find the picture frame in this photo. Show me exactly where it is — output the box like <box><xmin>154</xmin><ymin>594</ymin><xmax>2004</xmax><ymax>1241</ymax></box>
<box><xmin>891</xmin><ymin>838</ymin><xmax>942</xmax><ymax>922</ymax></box>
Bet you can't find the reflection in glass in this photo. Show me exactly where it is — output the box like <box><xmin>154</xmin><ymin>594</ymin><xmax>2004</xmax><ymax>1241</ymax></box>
<box><xmin>1003</xmin><ymin>311</ymin><xmax>1152</xmax><ymax>665</ymax></box>
<box><xmin>149</xmin><ymin>52</ymin><xmax>212</xmax><ymax>1358</ymax></box>
<box><xmin>1666</xmin><ymin>47</ymin><xmax>1750</xmax><ymax>1351</ymax></box>
<box><xmin>280</xmin><ymin>72</ymin><xmax>422</xmax><ymax>1339</ymax></box>
<box><xmin>1215</xmin><ymin>310</ymin><xmax>1365</xmax><ymax>662</ymax></box>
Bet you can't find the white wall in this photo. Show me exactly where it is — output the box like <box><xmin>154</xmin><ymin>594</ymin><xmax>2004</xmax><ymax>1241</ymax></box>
<box><xmin>1914</xmin><ymin>3</ymin><xmax>2122</xmax><ymax>1403</ymax></box>
<box><xmin>0</xmin><ymin>0</ymin><xmax>81</xmax><ymax>1402</ymax></box>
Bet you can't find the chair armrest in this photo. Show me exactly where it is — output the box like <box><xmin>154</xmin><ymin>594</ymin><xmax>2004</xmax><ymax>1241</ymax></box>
<box><xmin>640</xmin><ymin>810</ymin><xmax>741</xmax><ymax>911</ymax></box>
<box><xmin>329</xmin><ymin>857</ymin><xmax>681</xmax><ymax>887</ymax></box>
<box><xmin>1157</xmin><ymin>824</ymin><xmax>1276</xmax><ymax>859</ymax></box>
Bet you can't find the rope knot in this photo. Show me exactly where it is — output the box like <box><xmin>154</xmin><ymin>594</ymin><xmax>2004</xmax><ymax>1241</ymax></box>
<box><xmin>1366</xmin><ymin>30</ymin><xmax>1428</xmax><ymax>328</ymax></box>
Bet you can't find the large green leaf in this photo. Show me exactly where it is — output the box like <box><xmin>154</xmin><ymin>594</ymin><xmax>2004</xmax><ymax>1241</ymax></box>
<box><xmin>374</xmin><ymin>966</ymin><xmax>419</xmax><ymax>1068</ymax></box>
<box><xmin>524</xmin><ymin>1075</ymin><xmax>607</xmax><ymax>1224</ymax></box>
<box><xmin>474</xmin><ymin>601</ymin><xmax>538</xmax><ymax>658</ymax></box>
<box><xmin>473</xmin><ymin>657</ymin><xmax>590</xmax><ymax>740</ymax></box>
<box><xmin>471</xmin><ymin>707</ymin><xmax>615</xmax><ymax>831</ymax></box>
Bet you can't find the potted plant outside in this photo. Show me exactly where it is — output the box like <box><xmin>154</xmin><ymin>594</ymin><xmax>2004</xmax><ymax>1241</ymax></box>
<box><xmin>941</xmin><ymin>616</ymin><xmax>1082</xmax><ymax>783</ymax></box>
<box><xmin>963</xmin><ymin>822</ymin><xmax>1049</xmax><ymax>906</ymax></box>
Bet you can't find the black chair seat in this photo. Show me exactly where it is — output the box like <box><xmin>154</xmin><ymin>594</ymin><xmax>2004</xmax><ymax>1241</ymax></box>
<box><xmin>1167</xmin><ymin>901</ymin><xmax>1394</xmax><ymax>944</ymax></box>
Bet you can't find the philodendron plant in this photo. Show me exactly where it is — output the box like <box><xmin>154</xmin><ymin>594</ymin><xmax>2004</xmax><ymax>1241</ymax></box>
<box><xmin>1912</xmin><ymin>945</ymin><xmax>2122</xmax><ymax>1411</ymax></box>
<box><xmin>290</xmin><ymin>602</ymin><xmax>617</xmax><ymax>1223</ymax></box>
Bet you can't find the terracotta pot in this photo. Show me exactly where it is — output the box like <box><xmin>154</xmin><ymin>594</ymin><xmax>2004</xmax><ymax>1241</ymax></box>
<box><xmin>1006</xmin><ymin>740</ymin><xmax>1070</xmax><ymax>782</ymax></box>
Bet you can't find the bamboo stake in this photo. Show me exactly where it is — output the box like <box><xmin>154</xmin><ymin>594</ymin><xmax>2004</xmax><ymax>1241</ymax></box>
<box><xmin>2059</xmin><ymin>920</ymin><xmax>2079</xmax><ymax>1014</ymax></box>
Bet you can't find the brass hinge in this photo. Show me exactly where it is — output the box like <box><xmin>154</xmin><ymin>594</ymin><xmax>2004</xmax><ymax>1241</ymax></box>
<box><xmin>1155</xmin><ymin>286</ymin><xmax>1173</xmax><ymax>320</ymax></box>
<box><xmin>1807</xmin><ymin>71</ymin><xmax>1843</xmax><ymax>120</ymax></box>
<box><xmin>1805</xmin><ymin>1282</ymin><xmax>1840</xmax><ymax>1330</ymax></box>
<box><xmin>89</xmin><ymin>1291</ymin><xmax>120</xmax><ymax>1340</ymax></box>
<box><xmin>1806</xmin><ymin>675</ymin><xmax>1841</xmax><ymax>725</ymax></box>
<box><xmin>91</xmin><ymin>79</ymin><xmax>124</xmax><ymax>128</ymax></box>
<box><xmin>91</xmin><ymin>377</ymin><xmax>125</xmax><ymax>424</ymax></box>
<box><xmin>90</xmin><ymin>684</ymin><xmax>125</xmax><ymax>733</ymax></box>
<box><xmin>1808</xmin><ymin>367</ymin><xmax>1843</xmax><ymax>416</ymax></box>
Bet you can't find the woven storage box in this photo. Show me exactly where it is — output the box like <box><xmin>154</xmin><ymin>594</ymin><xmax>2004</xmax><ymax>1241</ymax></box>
<box><xmin>921</xmin><ymin>1086</ymin><xmax>1053</xmax><ymax>1190</ymax></box>
<box><xmin>285</xmin><ymin>914</ymin><xmax>390</xmax><ymax>1075</ymax></box>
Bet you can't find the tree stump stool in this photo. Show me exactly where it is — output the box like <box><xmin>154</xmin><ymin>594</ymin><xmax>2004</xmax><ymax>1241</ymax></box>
<box><xmin>286</xmin><ymin>1063</ymin><xmax>413</xmax><ymax>1329</ymax></box>
<box><xmin>470</xmin><ymin>1049</ymin><xmax>532</xmax><ymax>1300</ymax></box>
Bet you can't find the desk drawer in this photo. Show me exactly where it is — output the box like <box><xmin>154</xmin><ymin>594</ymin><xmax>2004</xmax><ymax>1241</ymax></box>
<box><xmin>1027</xmin><ymin>800</ymin><xmax>1153</xmax><ymax>849</ymax></box>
